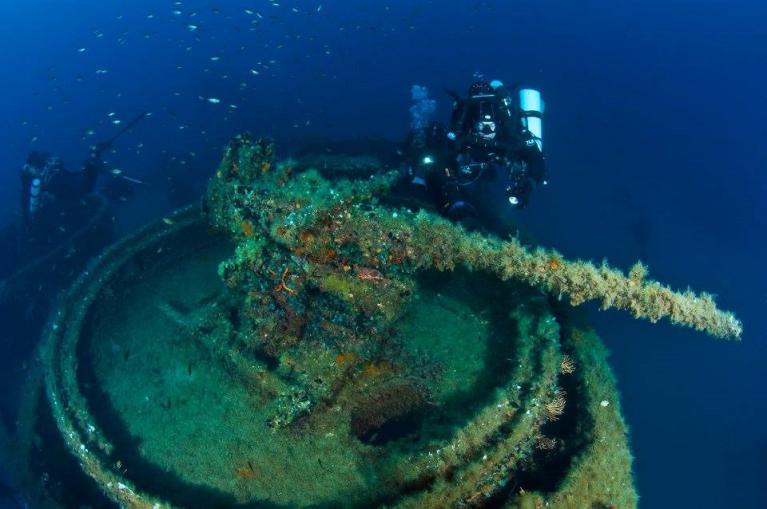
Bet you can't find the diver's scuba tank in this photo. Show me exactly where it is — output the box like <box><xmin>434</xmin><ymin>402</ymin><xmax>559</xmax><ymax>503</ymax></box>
<box><xmin>518</xmin><ymin>89</ymin><xmax>544</xmax><ymax>152</ymax></box>
<box><xmin>28</xmin><ymin>177</ymin><xmax>42</xmax><ymax>219</ymax></box>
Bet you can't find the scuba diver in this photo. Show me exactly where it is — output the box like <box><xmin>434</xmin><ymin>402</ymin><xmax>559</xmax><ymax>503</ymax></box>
<box><xmin>20</xmin><ymin>112</ymin><xmax>148</xmax><ymax>236</ymax></box>
<box><xmin>402</xmin><ymin>120</ymin><xmax>452</xmax><ymax>194</ymax></box>
<box><xmin>403</xmin><ymin>80</ymin><xmax>547</xmax><ymax>230</ymax></box>
<box><xmin>21</xmin><ymin>148</ymin><xmax>101</xmax><ymax>232</ymax></box>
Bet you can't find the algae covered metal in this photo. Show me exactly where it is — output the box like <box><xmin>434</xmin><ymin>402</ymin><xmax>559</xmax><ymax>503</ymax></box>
<box><xmin>34</xmin><ymin>135</ymin><xmax>741</xmax><ymax>508</ymax></box>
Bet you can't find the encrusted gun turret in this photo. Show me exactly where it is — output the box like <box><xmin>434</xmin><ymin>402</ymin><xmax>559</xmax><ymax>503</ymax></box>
<box><xmin>20</xmin><ymin>134</ymin><xmax>739</xmax><ymax>508</ymax></box>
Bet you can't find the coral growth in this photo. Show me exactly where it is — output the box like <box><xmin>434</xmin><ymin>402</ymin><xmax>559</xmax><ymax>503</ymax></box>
<box><xmin>559</xmin><ymin>355</ymin><xmax>575</xmax><ymax>375</ymax></box>
<box><xmin>543</xmin><ymin>389</ymin><xmax>567</xmax><ymax>421</ymax></box>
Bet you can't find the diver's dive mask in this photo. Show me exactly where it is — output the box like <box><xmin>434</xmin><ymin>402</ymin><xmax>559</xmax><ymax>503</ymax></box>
<box><xmin>474</xmin><ymin>99</ymin><xmax>498</xmax><ymax>141</ymax></box>
<box><xmin>476</xmin><ymin>114</ymin><xmax>497</xmax><ymax>140</ymax></box>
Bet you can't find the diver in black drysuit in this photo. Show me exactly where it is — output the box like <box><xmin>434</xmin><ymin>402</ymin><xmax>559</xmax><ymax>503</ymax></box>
<box><xmin>20</xmin><ymin>147</ymin><xmax>102</xmax><ymax>225</ymax></box>
<box><xmin>404</xmin><ymin>80</ymin><xmax>547</xmax><ymax>232</ymax></box>
<box><xmin>402</xmin><ymin>120</ymin><xmax>452</xmax><ymax>199</ymax></box>
<box><xmin>20</xmin><ymin>112</ymin><xmax>147</xmax><ymax>239</ymax></box>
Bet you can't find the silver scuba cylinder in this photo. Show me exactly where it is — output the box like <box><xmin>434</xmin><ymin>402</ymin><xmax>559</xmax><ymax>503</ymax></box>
<box><xmin>519</xmin><ymin>89</ymin><xmax>544</xmax><ymax>152</ymax></box>
<box><xmin>29</xmin><ymin>178</ymin><xmax>42</xmax><ymax>217</ymax></box>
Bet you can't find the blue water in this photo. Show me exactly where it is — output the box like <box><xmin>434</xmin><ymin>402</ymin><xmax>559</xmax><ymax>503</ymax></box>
<box><xmin>1</xmin><ymin>1</ymin><xmax>765</xmax><ymax>507</ymax></box>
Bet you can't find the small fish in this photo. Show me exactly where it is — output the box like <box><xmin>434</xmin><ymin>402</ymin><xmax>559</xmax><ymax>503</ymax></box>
<box><xmin>207</xmin><ymin>97</ymin><xmax>221</xmax><ymax>104</ymax></box>
<box><xmin>110</xmin><ymin>168</ymin><xmax>123</xmax><ymax>175</ymax></box>
<box><xmin>163</xmin><ymin>217</ymin><xmax>175</xmax><ymax>225</ymax></box>
<box><xmin>187</xmin><ymin>23</ymin><xmax>198</xmax><ymax>31</ymax></box>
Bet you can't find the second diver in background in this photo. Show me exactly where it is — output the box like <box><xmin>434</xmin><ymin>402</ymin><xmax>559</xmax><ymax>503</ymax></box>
<box><xmin>19</xmin><ymin>112</ymin><xmax>148</xmax><ymax>247</ymax></box>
